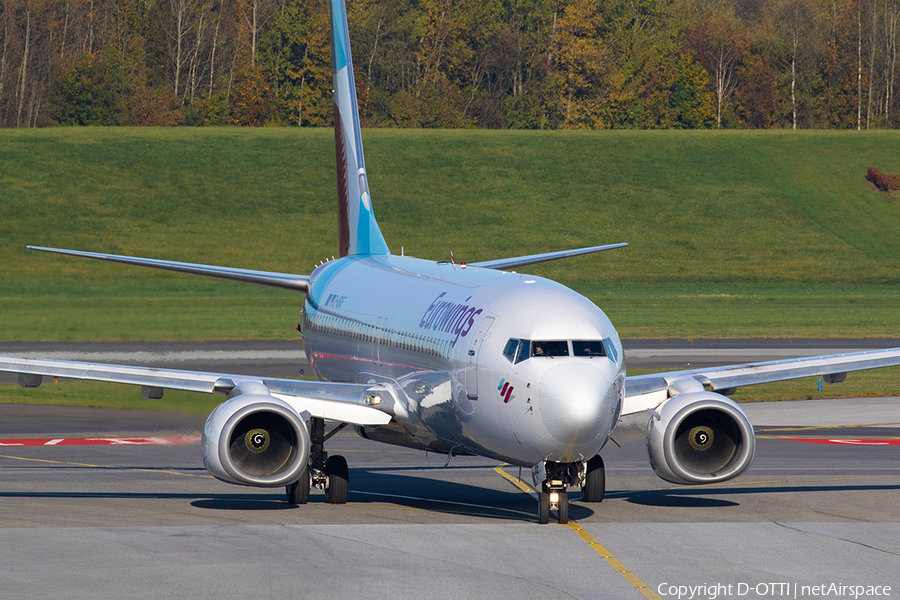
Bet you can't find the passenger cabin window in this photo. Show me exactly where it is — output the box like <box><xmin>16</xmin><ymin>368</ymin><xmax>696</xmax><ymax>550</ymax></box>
<box><xmin>532</xmin><ymin>341</ymin><xmax>568</xmax><ymax>357</ymax></box>
<box><xmin>574</xmin><ymin>340</ymin><xmax>607</xmax><ymax>358</ymax></box>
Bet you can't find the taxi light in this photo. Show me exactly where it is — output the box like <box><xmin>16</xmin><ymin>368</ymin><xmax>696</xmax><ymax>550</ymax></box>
<box><xmin>549</xmin><ymin>491</ymin><xmax>560</xmax><ymax>504</ymax></box>
<box><xmin>364</xmin><ymin>394</ymin><xmax>382</xmax><ymax>405</ymax></box>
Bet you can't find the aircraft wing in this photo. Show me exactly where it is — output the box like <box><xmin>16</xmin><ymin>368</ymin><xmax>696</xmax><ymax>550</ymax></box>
<box><xmin>622</xmin><ymin>347</ymin><xmax>900</xmax><ymax>416</ymax></box>
<box><xmin>28</xmin><ymin>246</ymin><xmax>310</xmax><ymax>292</ymax></box>
<box><xmin>0</xmin><ymin>355</ymin><xmax>392</xmax><ymax>426</ymax></box>
<box><xmin>469</xmin><ymin>243</ymin><xmax>628</xmax><ymax>270</ymax></box>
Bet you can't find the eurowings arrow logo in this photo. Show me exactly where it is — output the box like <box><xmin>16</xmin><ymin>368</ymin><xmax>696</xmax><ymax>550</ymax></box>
<box><xmin>498</xmin><ymin>379</ymin><xmax>514</xmax><ymax>403</ymax></box>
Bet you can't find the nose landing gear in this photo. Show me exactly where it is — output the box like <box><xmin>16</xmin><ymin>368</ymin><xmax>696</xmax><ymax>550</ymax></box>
<box><xmin>536</xmin><ymin>455</ymin><xmax>605</xmax><ymax>524</ymax></box>
<box><xmin>538</xmin><ymin>480</ymin><xmax>569</xmax><ymax>524</ymax></box>
<box><xmin>537</xmin><ymin>483</ymin><xmax>569</xmax><ymax>524</ymax></box>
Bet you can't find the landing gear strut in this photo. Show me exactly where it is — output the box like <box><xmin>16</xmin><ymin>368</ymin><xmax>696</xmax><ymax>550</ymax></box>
<box><xmin>285</xmin><ymin>417</ymin><xmax>349</xmax><ymax>505</ymax></box>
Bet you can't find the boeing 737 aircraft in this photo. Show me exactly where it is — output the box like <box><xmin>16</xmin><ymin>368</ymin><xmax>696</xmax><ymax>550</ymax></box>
<box><xmin>3</xmin><ymin>0</ymin><xmax>900</xmax><ymax>525</ymax></box>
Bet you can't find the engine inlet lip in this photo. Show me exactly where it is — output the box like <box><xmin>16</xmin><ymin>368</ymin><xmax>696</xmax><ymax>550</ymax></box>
<box><xmin>218</xmin><ymin>400</ymin><xmax>309</xmax><ymax>487</ymax></box>
<box><xmin>662</xmin><ymin>398</ymin><xmax>755</xmax><ymax>484</ymax></box>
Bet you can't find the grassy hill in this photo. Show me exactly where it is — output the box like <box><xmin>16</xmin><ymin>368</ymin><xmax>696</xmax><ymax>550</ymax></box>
<box><xmin>3</xmin><ymin>127</ymin><xmax>900</xmax><ymax>340</ymax></box>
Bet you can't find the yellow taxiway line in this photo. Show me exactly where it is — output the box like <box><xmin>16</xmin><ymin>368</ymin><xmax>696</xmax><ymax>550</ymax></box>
<box><xmin>495</xmin><ymin>464</ymin><xmax>661</xmax><ymax>600</ymax></box>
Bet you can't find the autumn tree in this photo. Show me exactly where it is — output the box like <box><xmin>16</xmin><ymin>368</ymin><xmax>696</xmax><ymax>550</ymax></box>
<box><xmin>769</xmin><ymin>0</ymin><xmax>817</xmax><ymax>128</ymax></box>
<box><xmin>549</xmin><ymin>0</ymin><xmax>612</xmax><ymax>128</ymax></box>
<box><xmin>259</xmin><ymin>0</ymin><xmax>331</xmax><ymax>126</ymax></box>
<box><xmin>669</xmin><ymin>52</ymin><xmax>716</xmax><ymax>128</ymax></box>
<box><xmin>686</xmin><ymin>11</ymin><xmax>748</xmax><ymax>127</ymax></box>
<box><xmin>0</xmin><ymin>0</ymin><xmax>894</xmax><ymax>129</ymax></box>
<box><xmin>230</xmin><ymin>60</ymin><xmax>275</xmax><ymax>124</ymax></box>
<box><xmin>733</xmin><ymin>37</ymin><xmax>778</xmax><ymax>128</ymax></box>
<box><xmin>52</xmin><ymin>51</ymin><xmax>128</xmax><ymax>124</ymax></box>
<box><xmin>811</xmin><ymin>0</ymin><xmax>859</xmax><ymax>127</ymax></box>
<box><xmin>347</xmin><ymin>0</ymin><xmax>425</xmax><ymax>125</ymax></box>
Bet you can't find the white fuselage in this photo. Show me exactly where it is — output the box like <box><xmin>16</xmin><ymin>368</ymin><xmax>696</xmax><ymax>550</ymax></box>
<box><xmin>301</xmin><ymin>255</ymin><xmax>626</xmax><ymax>468</ymax></box>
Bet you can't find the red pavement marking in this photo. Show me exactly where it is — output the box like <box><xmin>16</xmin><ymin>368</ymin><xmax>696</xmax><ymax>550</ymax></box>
<box><xmin>783</xmin><ymin>438</ymin><xmax>900</xmax><ymax>446</ymax></box>
<box><xmin>0</xmin><ymin>435</ymin><xmax>200</xmax><ymax>447</ymax></box>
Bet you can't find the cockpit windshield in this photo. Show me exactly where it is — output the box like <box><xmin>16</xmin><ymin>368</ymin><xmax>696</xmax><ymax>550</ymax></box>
<box><xmin>531</xmin><ymin>341</ymin><xmax>568</xmax><ymax>357</ymax></box>
<box><xmin>573</xmin><ymin>340</ymin><xmax>606</xmax><ymax>357</ymax></box>
<box><xmin>504</xmin><ymin>338</ymin><xmax>617</xmax><ymax>364</ymax></box>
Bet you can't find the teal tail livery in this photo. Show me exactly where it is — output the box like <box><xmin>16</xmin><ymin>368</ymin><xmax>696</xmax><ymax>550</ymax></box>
<box><xmin>5</xmin><ymin>0</ymin><xmax>900</xmax><ymax>524</ymax></box>
<box><xmin>330</xmin><ymin>0</ymin><xmax>389</xmax><ymax>257</ymax></box>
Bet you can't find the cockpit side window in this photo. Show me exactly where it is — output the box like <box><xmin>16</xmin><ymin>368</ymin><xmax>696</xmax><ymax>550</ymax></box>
<box><xmin>503</xmin><ymin>339</ymin><xmax>518</xmax><ymax>363</ymax></box>
<box><xmin>573</xmin><ymin>340</ymin><xmax>607</xmax><ymax>358</ymax></box>
<box><xmin>603</xmin><ymin>338</ymin><xmax>619</xmax><ymax>363</ymax></box>
<box><xmin>532</xmin><ymin>340</ymin><xmax>568</xmax><ymax>357</ymax></box>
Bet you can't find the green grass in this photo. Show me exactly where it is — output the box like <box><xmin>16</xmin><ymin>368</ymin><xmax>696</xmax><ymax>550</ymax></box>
<box><xmin>594</xmin><ymin>283</ymin><xmax>900</xmax><ymax>338</ymax></box>
<box><xmin>628</xmin><ymin>366</ymin><xmax>900</xmax><ymax>402</ymax></box>
<box><xmin>0</xmin><ymin>380</ymin><xmax>221</xmax><ymax>415</ymax></box>
<box><xmin>730</xmin><ymin>367</ymin><xmax>900</xmax><ymax>403</ymax></box>
<box><xmin>3</xmin><ymin>128</ymin><xmax>900</xmax><ymax>341</ymax></box>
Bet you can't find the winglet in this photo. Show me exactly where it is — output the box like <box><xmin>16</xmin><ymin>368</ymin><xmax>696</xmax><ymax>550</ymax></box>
<box><xmin>330</xmin><ymin>0</ymin><xmax>390</xmax><ymax>258</ymax></box>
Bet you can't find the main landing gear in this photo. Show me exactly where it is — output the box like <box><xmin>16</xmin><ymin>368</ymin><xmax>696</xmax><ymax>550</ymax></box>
<box><xmin>536</xmin><ymin>455</ymin><xmax>605</xmax><ymax>524</ymax></box>
<box><xmin>286</xmin><ymin>417</ymin><xmax>349</xmax><ymax>505</ymax></box>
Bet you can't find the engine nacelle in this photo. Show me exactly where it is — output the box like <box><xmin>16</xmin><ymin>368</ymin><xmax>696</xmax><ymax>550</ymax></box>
<box><xmin>202</xmin><ymin>394</ymin><xmax>310</xmax><ymax>487</ymax></box>
<box><xmin>647</xmin><ymin>391</ymin><xmax>755</xmax><ymax>485</ymax></box>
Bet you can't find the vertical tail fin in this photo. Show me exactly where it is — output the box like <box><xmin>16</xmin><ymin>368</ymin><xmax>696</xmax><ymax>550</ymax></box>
<box><xmin>330</xmin><ymin>0</ymin><xmax>390</xmax><ymax>257</ymax></box>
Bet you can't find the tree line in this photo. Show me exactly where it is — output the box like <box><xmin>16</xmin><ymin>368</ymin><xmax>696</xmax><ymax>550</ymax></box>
<box><xmin>1</xmin><ymin>0</ymin><xmax>898</xmax><ymax>129</ymax></box>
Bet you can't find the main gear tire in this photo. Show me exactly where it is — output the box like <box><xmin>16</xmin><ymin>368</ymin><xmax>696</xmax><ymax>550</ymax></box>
<box><xmin>324</xmin><ymin>455</ymin><xmax>349</xmax><ymax>504</ymax></box>
<box><xmin>286</xmin><ymin>464</ymin><xmax>311</xmax><ymax>505</ymax></box>
<box><xmin>582</xmin><ymin>455</ymin><xmax>605</xmax><ymax>503</ymax></box>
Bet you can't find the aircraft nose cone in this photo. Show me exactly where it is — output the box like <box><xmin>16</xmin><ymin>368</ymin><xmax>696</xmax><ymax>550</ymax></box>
<box><xmin>539</xmin><ymin>362</ymin><xmax>611</xmax><ymax>447</ymax></box>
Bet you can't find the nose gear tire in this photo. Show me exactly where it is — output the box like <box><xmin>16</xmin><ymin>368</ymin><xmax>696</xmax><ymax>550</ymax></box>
<box><xmin>538</xmin><ymin>486</ymin><xmax>550</xmax><ymax>524</ymax></box>
<box><xmin>557</xmin><ymin>489</ymin><xmax>569</xmax><ymax>524</ymax></box>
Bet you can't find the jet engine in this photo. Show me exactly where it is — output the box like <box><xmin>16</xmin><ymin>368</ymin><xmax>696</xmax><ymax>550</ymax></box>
<box><xmin>646</xmin><ymin>391</ymin><xmax>755</xmax><ymax>485</ymax></box>
<box><xmin>202</xmin><ymin>394</ymin><xmax>310</xmax><ymax>487</ymax></box>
